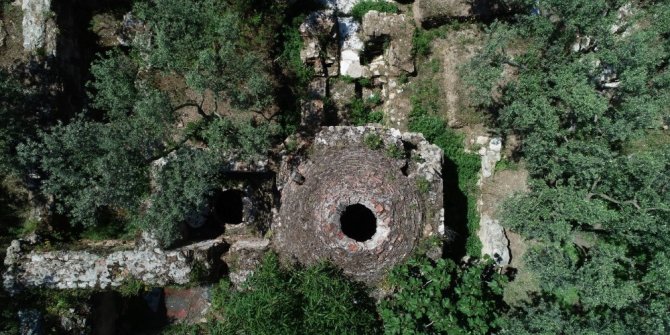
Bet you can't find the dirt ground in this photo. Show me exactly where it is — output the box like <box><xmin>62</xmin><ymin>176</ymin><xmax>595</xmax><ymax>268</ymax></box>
<box><xmin>480</xmin><ymin>167</ymin><xmax>529</xmax><ymax>218</ymax></box>
<box><xmin>431</xmin><ymin>25</ymin><xmax>487</xmax><ymax>127</ymax></box>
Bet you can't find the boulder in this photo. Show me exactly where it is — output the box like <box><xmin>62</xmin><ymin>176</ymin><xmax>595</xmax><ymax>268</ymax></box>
<box><xmin>413</xmin><ymin>0</ymin><xmax>471</xmax><ymax>28</ymax></box>
<box><xmin>300</xmin><ymin>99</ymin><xmax>325</xmax><ymax>130</ymax></box>
<box><xmin>479</xmin><ymin>137</ymin><xmax>502</xmax><ymax>178</ymax></box>
<box><xmin>118</xmin><ymin>12</ymin><xmax>148</xmax><ymax>47</ymax></box>
<box><xmin>477</xmin><ymin>215</ymin><xmax>510</xmax><ymax>265</ymax></box>
<box><xmin>308</xmin><ymin>78</ymin><xmax>328</xmax><ymax>100</ymax></box>
<box><xmin>300</xmin><ymin>10</ymin><xmax>339</xmax><ymax>77</ymax></box>
<box><xmin>2</xmin><ymin>235</ymin><xmax>226</xmax><ymax>293</ymax></box>
<box><xmin>222</xmin><ymin>238</ymin><xmax>270</xmax><ymax>288</ymax></box>
<box><xmin>21</xmin><ymin>0</ymin><xmax>56</xmax><ymax>54</ymax></box>
<box><xmin>317</xmin><ymin>0</ymin><xmax>368</xmax><ymax>15</ymax></box>
<box><xmin>19</xmin><ymin>309</ymin><xmax>44</xmax><ymax>335</ymax></box>
<box><xmin>164</xmin><ymin>286</ymin><xmax>211</xmax><ymax>324</ymax></box>
<box><xmin>339</xmin><ymin>17</ymin><xmax>365</xmax><ymax>78</ymax></box>
<box><xmin>361</xmin><ymin>11</ymin><xmax>415</xmax><ymax>76</ymax></box>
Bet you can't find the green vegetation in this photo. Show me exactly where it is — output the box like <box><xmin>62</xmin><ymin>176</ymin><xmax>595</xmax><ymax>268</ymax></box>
<box><xmin>117</xmin><ymin>278</ymin><xmax>145</xmax><ymax>298</ymax></box>
<box><xmin>364</xmin><ymin>133</ymin><xmax>384</xmax><ymax>150</ymax></box>
<box><xmin>408</xmin><ymin>57</ymin><xmax>482</xmax><ymax>256</ymax></box>
<box><xmin>413</xmin><ymin>22</ymin><xmax>466</xmax><ymax>58</ymax></box>
<box><xmin>464</xmin><ymin>0</ymin><xmax>670</xmax><ymax>332</ymax></box>
<box><xmin>0</xmin><ymin>70</ymin><xmax>40</xmax><ymax>176</ymax></box>
<box><xmin>350</xmin><ymin>0</ymin><xmax>399</xmax><ymax>22</ymax></box>
<box><xmin>380</xmin><ymin>256</ymin><xmax>506</xmax><ymax>334</ymax></box>
<box><xmin>133</xmin><ymin>0</ymin><xmax>284</xmax><ymax>111</ymax></box>
<box><xmin>11</xmin><ymin>1</ymin><xmax>284</xmax><ymax>246</ymax></box>
<box><xmin>350</xmin><ymin>97</ymin><xmax>384</xmax><ymax>125</ymax></box>
<box><xmin>280</xmin><ymin>15</ymin><xmax>315</xmax><ymax>91</ymax></box>
<box><xmin>208</xmin><ymin>254</ymin><xmax>381</xmax><ymax>334</ymax></box>
<box><xmin>1</xmin><ymin>0</ymin><xmax>669</xmax><ymax>333</ymax></box>
<box><xmin>386</xmin><ymin>144</ymin><xmax>405</xmax><ymax>159</ymax></box>
<box><xmin>415</xmin><ymin>177</ymin><xmax>431</xmax><ymax>194</ymax></box>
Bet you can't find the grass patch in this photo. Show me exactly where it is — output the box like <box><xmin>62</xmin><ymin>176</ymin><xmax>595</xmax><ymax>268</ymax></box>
<box><xmin>495</xmin><ymin>157</ymin><xmax>519</xmax><ymax>172</ymax></box>
<box><xmin>351</xmin><ymin>0</ymin><xmax>399</xmax><ymax>22</ymax></box>
<box><xmin>386</xmin><ymin>144</ymin><xmax>405</xmax><ymax>159</ymax></box>
<box><xmin>350</xmin><ymin>98</ymin><xmax>384</xmax><ymax>125</ymax></box>
<box><xmin>364</xmin><ymin>133</ymin><xmax>383</xmax><ymax>150</ymax></box>
<box><xmin>117</xmin><ymin>277</ymin><xmax>146</xmax><ymax>297</ymax></box>
<box><xmin>416</xmin><ymin>177</ymin><xmax>431</xmax><ymax>194</ymax></box>
<box><xmin>413</xmin><ymin>21</ymin><xmax>467</xmax><ymax>58</ymax></box>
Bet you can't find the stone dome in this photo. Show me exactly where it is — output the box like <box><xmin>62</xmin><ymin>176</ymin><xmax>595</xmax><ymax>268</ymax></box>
<box><xmin>273</xmin><ymin>126</ymin><xmax>444</xmax><ymax>282</ymax></box>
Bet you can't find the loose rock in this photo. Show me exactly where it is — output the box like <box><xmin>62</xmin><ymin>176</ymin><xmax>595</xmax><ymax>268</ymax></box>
<box><xmin>21</xmin><ymin>0</ymin><xmax>55</xmax><ymax>54</ymax></box>
<box><xmin>477</xmin><ymin>215</ymin><xmax>510</xmax><ymax>265</ymax></box>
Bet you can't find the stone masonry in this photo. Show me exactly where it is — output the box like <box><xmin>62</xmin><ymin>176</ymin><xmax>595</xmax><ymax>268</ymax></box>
<box><xmin>274</xmin><ymin>126</ymin><xmax>444</xmax><ymax>283</ymax></box>
<box><xmin>3</xmin><ymin>233</ymin><xmax>225</xmax><ymax>295</ymax></box>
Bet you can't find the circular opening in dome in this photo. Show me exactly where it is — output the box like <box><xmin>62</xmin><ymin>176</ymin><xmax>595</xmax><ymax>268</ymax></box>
<box><xmin>340</xmin><ymin>204</ymin><xmax>377</xmax><ymax>242</ymax></box>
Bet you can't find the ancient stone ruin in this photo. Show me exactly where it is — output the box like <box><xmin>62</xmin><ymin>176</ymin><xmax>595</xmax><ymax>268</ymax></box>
<box><xmin>3</xmin><ymin>233</ymin><xmax>225</xmax><ymax>294</ymax></box>
<box><xmin>274</xmin><ymin>126</ymin><xmax>444</xmax><ymax>282</ymax></box>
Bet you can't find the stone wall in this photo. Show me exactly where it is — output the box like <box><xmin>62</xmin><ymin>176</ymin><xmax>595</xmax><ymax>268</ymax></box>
<box><xmin>3</xmin><ymin>233</ymin><xmax>225</xmax><ymax>295</ymax></box>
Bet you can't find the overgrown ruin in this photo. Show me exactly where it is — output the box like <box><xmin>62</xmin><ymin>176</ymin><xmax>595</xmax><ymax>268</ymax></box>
<box><xmin>274</xmin><ymin>126</ymin><xmax>443</xmax><ymax>282</ymax></box>
<box><xmin>1</xmin><ymin>0</ymin><xmax>522</xmax><ymax>332</ymax></box>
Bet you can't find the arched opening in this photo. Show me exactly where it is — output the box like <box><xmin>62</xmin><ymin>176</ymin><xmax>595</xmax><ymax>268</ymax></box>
<box><xmin>340</xmin><ymin>204</ymin><xmax>377</xmax><ymax>242</ymax></box>
<box><xmin>212</xmin><ymin>189</ymin><xmax>244</xmax><ymax>224</ymax></box>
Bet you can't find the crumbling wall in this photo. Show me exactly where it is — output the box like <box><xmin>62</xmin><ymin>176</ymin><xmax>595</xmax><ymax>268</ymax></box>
<box><xmin>3</xmin><ymin>233</ymin><xmax>225</xmax><ymax>295</ymax></box>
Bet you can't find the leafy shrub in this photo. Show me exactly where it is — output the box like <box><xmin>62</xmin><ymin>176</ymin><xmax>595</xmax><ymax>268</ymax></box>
<box><xmin>364</xmin><ymin>133</ymin><xmax>384</xmax><ymax>150</ymax></box>
<box><xmin>351</xmin><ymin>0</ymin><xmax>399</xmax><ymax>22</ymax></box>
<box><xmin>280</xmin><ymin>15</ymin><xmax>315</xmax><ymax>91</ymax></box>
<box><xmin>88</xmin><ymin>50</ymin><xmax>138</xmax><ymax>119</ymax></box>
<box><xmin>350</xmin><ymin>98</ymin><xmax>384</xmax><ymax>125</ymax></box>
<box><xmin>118</xmin><ymin>278</ymin><xmax>145</xmax><ymax>298</ymax></box>
<box><xmin>380</xmin><ymin>256</ymin><xmax>506</xmax><ymax>335</ymax></box>
<box><xmin>386</xmin><ymin>144</ymin><xmax>405</xmax><ymax>159</ymax></box>
<box><xmin>209</xmin><ymin>253</ymin><xmax>381</xmax><ymax>334</ymax></box>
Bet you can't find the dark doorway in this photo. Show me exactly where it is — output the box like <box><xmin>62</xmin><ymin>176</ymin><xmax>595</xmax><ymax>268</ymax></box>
<box><xmin>340</xmin><ymin>204</ymin><xmax>377</xmax><ymax>242</ymax></box>
<box><xmin>212</xmin><ymin>189</ymin><xmax>244</xmax><ymax>224</ymax></box>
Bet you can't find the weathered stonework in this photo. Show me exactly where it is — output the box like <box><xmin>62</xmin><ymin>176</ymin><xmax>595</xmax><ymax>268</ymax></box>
<box><xmin>300</xmin><ymin>10</ymin><xmax>339</xmax><ymax>77</ymax></box>
<box><xmin>21</xmin><ymin>0</ymin><xmax>57</xmax><ymax>55</ymax></box>
<box><xmin>473</xmin><ymin>136</ymin><xmax>511</xmax><ymax>265</ymax></box>
<box><xmin>274</xmin><ymin>126</ymin><xmax>443</xmax><ymax>283</ymax></box>
<box><xmin>362</xmin><ymin>11</ymin><xmax>415</xmax><ymax>76</ymax></box>
<box><xmin>3</xmin><ymin>233</ymin><xmax>226</xmax><ymax>295</ymax></box>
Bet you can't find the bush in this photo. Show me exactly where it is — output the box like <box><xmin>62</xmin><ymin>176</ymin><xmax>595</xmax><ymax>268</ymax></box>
<box><xmin>350</xmin><ymin>98</ymin><xmax>384</xmax><ymax>125</ymax></box>
<box><xmin>364</xmin><ymin>133</ymin><xmax>383</xmax><ymax>150</ymax></box>
<box><xmin>209</xmin><ymin>254</ymin><xmax>381</xmax><ymax>334</ymax></box>
<box><xmin>380</xmin><ymin>256</ymin><xmax>506</xmax><ymax>335</ymax></box>
<box><xmin>416</xmin><ymin>177</ymin><xmax>430</xmax><ymax>194</ymax></box>
<box><xmin>280</xmin><ymin>15</ymin><xmax>315</xmax><ymax>91</ymax></box>
<box><xmin>351</xmin><ymin>0</ymin><xmax>399</xmax><ymax>22</ymax></box>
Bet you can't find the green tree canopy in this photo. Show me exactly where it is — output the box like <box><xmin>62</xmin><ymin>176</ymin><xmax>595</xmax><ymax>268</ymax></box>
<box><xmin>465</xmin><ymin>1</ymin><xmax>670</xmax><ymax>333</ymax></box>
<box><xmin>380</xmin><ymin>256</ymin><xmax>506</xmax><ymax>335</ymax></box>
